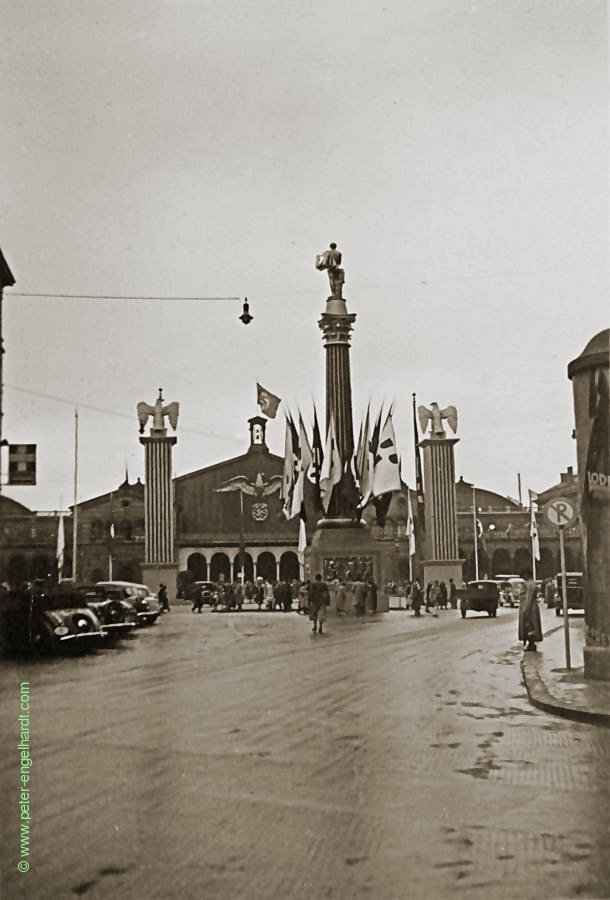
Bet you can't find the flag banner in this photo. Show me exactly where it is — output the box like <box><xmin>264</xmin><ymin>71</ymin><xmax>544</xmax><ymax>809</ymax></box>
<box><xmin>290</xmin><ymin>413</ymin><xmax>313</xmax><ymax>520</ymax></box>
<box><xmin>372</xmin><ymin>412</ymin><xmax>401</xmax><ymax>497</ymax></box>
<box><xmin>282</xmin><ymin>414</ymin><xmax>300</xmax><ymax>518</ymax></box>
<box><xmin>360</xmin><ymin>406</ymin><xmax>382</xmax><ymax>508</ymax></box>
<box><xmin>56</xmin><ymin>514</ymin><xmax>65</xmax><ymax>578</ymax></box>
<box><xmin>412</xmin><ymin>396</ymin><xmax>425</xmax><ymax>529</ymax></box>
<box><xmin>320</xmin><ymin>415</ymin><xmax>342</xmax><ymax>513</ymax></box>
<box><xmin>374</xmin><ymin>493</ymin><xmax>392</xmax><ymax>527</ymax></box>
<box><xmin>355</xmin><ymin>404</ymin><xmax>371</xmax><ymax>501</ymax></box>
<box><xmin>406</xmin><ymin>490</ymin><xmax>416</xmax><ymax>556</ymax></box>
<box><xmin>256</xmin><ymin>383</ymin><xmax>281</xmax><ymax>419</ymax></box>
<box><xmin>307</xmin><ymin>406</ymin><xmax>324</xmax><ymax>484</ymax></box>
<box><xmin>529</xmin><ymin>490</ymin><xmax>540</xmax><ymax>561</ymax></box>
<box><xmin>8</xmin><ymin>444</ymin><xmax>36</xmax><ymax>485</ymax></box>
<box><xmin>297</xmin><ymin>517</ymin><xmax>307</xmax><ymax>564</ymax></box>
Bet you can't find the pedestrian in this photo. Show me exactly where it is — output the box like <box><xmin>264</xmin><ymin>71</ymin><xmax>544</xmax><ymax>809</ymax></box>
<box><xmin>439</xmin><ymin>581</ymin><xmax>448</xmax><ymax>609</ymax></box>
<box><xmin>335</xmin><ymin>578</ymin><xmax>347</xmax><ymax>615</ymax></box>
<box><xmin>308</xmin><ymin>573</ymin><xmax>330</xmax><ymax>634</ymax></box>
<box><xmin>255</xmin><ymin>579</ymin><xmax>264</xmax><ymax>610</ymax></box>
<box><xmin>298</xmin><ymin>580</ymin><xmax>309</xmax><ymax>615</ymax></box>
<box><xmin>191</xmin><ymin>584</ymin><xmax>204</xmax><ymax>614</ymax></box>
<box><xmin>244</xmin><ymin>580</ymin><xmax>254</xmax><ymax>604</ymax></box>
<box><xmin>264</xmin><ymin>579</ymin><xmax>275</xmax><ymax>610</ymax></box>
<box><xmin>430</xmin><ymin>580</ymin><xmax>440</xmax><ymax>617</ymax></box>
<box><xmin>234</xmin><ymin>580</ymin><xmax>244</xmax><ymax>610</ymax></box>
<box><xmin>215</xmin><ymin>581</ymin><xmax>225</xmax><ymax>611</ymax></box>
<box><xmin>410</xmin><ymin>579</ymin><xmax>423</xmax><ymax>616</ymax></box>
<box><xmin>424</xmin><ymin>583</ymin><xmax>432</xmax><ymax>614</ymax></box>
<box><xmin>544</xmin><ymin>578</ymin><xmax>555</xmax><ymax>609</ymax></box>
<box><xmin>448</xmin><ymin>578</ymin><xmax>457</xmax><ymax>610</ymax></box>
<box><xmin>352</xmin><ymin>579</ymin><xmax>366</xmax><ymax>616</ymax></box>
<box><xmin>365</xmin><ymin>579</ymin><xmax>378</xmax><ymax>614</ymax></box>
<box><xmin>518</xmin><ymin>568</ymin><xmax>543</xmax><ymax>651</ymax></box>
<box><xmin>158</xmin><ymin>583</ymin><xmax>169</xmax><ymax>613</ymax></box>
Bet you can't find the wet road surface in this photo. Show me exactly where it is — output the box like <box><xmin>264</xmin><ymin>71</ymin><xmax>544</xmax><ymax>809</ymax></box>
<box><xmin>1</xmin><ymin>605</ymin><xmax>609</xmax><ymax>899</ymax></box>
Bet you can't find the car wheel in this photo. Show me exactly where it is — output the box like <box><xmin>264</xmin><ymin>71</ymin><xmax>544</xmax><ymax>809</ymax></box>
<box><xmin>149</xmin><ymin>615</ymin><xmax>158</xmax><ymax>625</ymax></box>
<box><xmin>555</xmin><ymin>608</ymin><xmax>561</xmax><ymax>616</ymax></box>
<box><xmin>461</xmin><ymin>609</ymin><xmax>466</xmax><ymax>618</ymax></box>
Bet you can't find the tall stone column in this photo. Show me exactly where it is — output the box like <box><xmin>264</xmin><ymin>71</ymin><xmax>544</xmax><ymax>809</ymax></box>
<box><xmin>319</xmin><ymin>303</ymin><xmax>358</xmax><ymax>521</ymax></box>
<box><xmin>138</xmin><ymin>390</ymin><xmax>179</xmax><ymax>603</ymax></box>
<box><xmin>418</xmin><ymin>403</ymin><xmax>463</xmax><ymax>587</ymax></box>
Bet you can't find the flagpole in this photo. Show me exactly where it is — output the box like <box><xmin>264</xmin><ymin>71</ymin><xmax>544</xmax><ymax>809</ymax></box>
<box><xmin>108</xmin><ymin>491</ymin><xmax>114</xmax><ymax>580</ymax></box>
<box><xmin>472</xmin><ymin>485</ymin><xmax>479</xmax><ymax>580</ymax></box>
<box><xmin>529</xmin><ymin>491</ymin><xmax>538</xmax><ymax>581</ymax></box>
<box><xmin>72</xmin><ymin>409</ymin><xmax>79</xmax><ymax>582</ymax></box>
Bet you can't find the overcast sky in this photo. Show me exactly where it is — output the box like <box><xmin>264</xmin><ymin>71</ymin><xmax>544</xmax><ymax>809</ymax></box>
<box><xmin>2</xmin><ymin>0</ymin><xmax>607</xmax><ymax>511</ymax></box>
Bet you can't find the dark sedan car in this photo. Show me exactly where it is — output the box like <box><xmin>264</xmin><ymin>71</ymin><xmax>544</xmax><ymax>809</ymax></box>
<box><xmin>95</xmin><ymin>581</ymin><xmax>161</xmax><ymax>626</ymax></box>
<box><xmin>457</xmin><ymin>580</ymin><xmax>500</xmax><ymax>618</ymax></box>
<box><xmin>82</xmin><ymin>586</ymin><xmax>137</xmax><ymax>637</ymax></box>
<box><xmin>0</xmin><ymin>584</ymin><xmax>105</xmax><ymax>654</ymax></box>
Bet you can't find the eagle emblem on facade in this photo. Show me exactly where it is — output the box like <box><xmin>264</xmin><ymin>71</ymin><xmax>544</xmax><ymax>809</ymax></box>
<box><xmin>137</xmin><ymin>389</ymin><xmax>179</xmax><ymax>434</ymax></box>
<box><xmin>215</xmin><ymin>472</ymin><xmax>283</xmax><ymax>498</ymax></box>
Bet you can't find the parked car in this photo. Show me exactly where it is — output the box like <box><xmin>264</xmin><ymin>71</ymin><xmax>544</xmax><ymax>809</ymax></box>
<box><xmin>95</xmin><ymin>581</ymin><xmax>161</xmax><ymax>626</ymax></box>
<box><xmin>555</xmin><ymin>572</ymin><xmax>584</xmax><ymax>616</ymax></box>
<box><xmin>0</xmin><ymin>583</ymin><xmax>105</xmax><ymax>654</ymax></box>
<box><xmin>494</xmin><ymin>575</ymin><xmax>525</xmax><ymax>607</ymax></box>
<box><xmin>457</xmin><ymin>580</ymin><xmax>500</xmax><ymax>618</ymax></box>
<box><xmin>82</xmin><ymin>586</ymin><xmax>137</xmax><ymax>637</ymax></box>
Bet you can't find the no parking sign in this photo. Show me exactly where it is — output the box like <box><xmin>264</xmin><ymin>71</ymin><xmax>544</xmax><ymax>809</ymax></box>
<box><xmin>543</xmin><ymin>496</ymin><xmax>577</xmax><ymax>530</ymax></box>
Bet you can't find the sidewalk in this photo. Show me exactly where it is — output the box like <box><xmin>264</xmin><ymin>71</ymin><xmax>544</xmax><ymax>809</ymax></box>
<box><xmin>521</xmin><ymin>615</ymin><xmax>610</xmax><ymax>726</ymax></box>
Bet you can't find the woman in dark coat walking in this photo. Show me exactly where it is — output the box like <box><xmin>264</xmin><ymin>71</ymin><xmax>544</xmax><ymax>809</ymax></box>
<box><xmin>518</xmin><ymin>568</ymin><xmax>543</xmax><ymax>650</ymax></box>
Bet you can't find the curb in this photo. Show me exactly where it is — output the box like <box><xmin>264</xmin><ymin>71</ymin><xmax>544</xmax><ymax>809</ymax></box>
<box><xmin>521</xmin><ymin>656</ymin><xmax>610</xmax><ymax>727</ymax></box>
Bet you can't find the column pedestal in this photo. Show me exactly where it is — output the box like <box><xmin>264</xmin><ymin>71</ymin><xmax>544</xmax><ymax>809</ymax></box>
<box><xmin>420</xmin><ymin>437</ymin><xmax>464</xmax><ymax>587</ymax></box>
<box><xmin>140</xmin><ymin>432</ymin><xmax>178</xmax><ymax>604</ymax></box>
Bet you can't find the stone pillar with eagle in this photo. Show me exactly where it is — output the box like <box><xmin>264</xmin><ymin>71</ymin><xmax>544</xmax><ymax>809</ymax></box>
<box><xmin>138</xmin><ymin>389</ymin><xmax>179</xmax><ymax>603</ymax></box>
<box><xmin>418</xmin><ymin>402</ymin><xmax>464</xmax><ymax>589</ymax></box>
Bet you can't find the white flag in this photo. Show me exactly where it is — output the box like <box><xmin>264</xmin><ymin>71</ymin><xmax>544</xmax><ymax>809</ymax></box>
<box><xmin>56</xmin><ymin>514</ymin><xmax>65</xmax><ymax>578</ymax></box>
<box><xmin>290</xmin><ymin>413</ymin><xmax>313</xmax><ymax>519</ymax></box>
<box><xmin>529</xmin><ymin>490</ymin><xmax>540</xmax><ymax>561</ymax></box>
<box><xmin>372</xmin><ymin>412</ymin><xmax>401</xmax><ymax>497</ymax></box>
<box><xmin>406</xmin><ymin>491</ymin><xmax>416</xmax><ymax>557</ymax></box>
<box><xmin>319</xmin><ymin>415</ymin><xmax>342</xmax><ymax>513</ymax></box>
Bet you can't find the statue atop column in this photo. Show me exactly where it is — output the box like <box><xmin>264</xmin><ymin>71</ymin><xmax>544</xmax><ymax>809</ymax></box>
<box><xmin>316</xmin><ymin>243</ymin><xmax>345</xmax><ymax>300</ymax></box>
<box><xmin>137</xmin><ymin>388</ymin><xmax>180</xmax><ymax>435</ymax></box>
<box><xmin>418</xmin><ymin>402</ymin><xmax>458</xmax><ymax>439</ymax></box>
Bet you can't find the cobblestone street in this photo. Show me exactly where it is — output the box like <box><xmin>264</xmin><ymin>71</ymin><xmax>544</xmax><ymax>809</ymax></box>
<box><xmin>1</xmin><ymin>605</ymin><xmax>609</xmax><ymax>899</ymax></box>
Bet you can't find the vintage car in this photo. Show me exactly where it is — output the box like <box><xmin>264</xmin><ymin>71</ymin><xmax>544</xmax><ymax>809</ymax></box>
<box><xmin>555</xmin><ymin>572</ymin><xmax>584</xmax><ymax>616</ymax></box>
<box><xmin>82</xmin><ymin>585</ymin><xmax>137</xmax><ymax>637</ymax></box>
<box><xmin>495</xmin><ymin>575</ymin><xmax>525</xmax><ymax>607</ymax></box>
<box><xmin>0</xmin><ymin>584</ymin><xmax>105</xmax><ymax>654</ymax></box>
<box><xmin>457</xmin><ymin>580</ymin><xmax>500</xmax><ymax>618</ymax></box>
<box><xmin>186</xmin><ymin>581</ymin><xmax>218</xmax><ymax>610</ymax></box>
<box><xmin>95</xmin><ymin>581</ymin><xmax>161</xmax><ymax>626</ymax></box>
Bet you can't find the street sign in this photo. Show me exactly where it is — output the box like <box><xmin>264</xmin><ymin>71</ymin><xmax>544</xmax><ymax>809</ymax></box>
<box><xmin>542</xmin><ymin>495</ymin><xmax>577</xmax><ymax>670</ymax></box>
<box><xmin>543</xmin><ymin>496</ymin><xmax>577</xmax><ymax>529</ymax></box>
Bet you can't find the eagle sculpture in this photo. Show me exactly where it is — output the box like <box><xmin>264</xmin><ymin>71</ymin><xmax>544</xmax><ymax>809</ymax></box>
<box><xmin>215</xmin><ymin>473</ymin><xmax>283</xmax><ymax>498</ymax></box>
<box><xmin>137</xmin><ymin>389</ymin><xmax>179</xmax><ymax>434</ymax></box>
<box><xmin>418</xmin><ymin>402</ymin><xmax>458</xmax><ymax>437</ymax></box>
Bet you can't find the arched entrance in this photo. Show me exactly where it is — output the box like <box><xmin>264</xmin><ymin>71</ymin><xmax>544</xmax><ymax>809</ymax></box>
<box><xmin>256</xmin><ymin>552</ymin><xmax>277</xmax><ymax>581</ymax></box>
<box><xmin>279</xmin><ymin>551</ymin><xmax>299</xmax><ymax>581</ymax></box>
<box><xmin>187</xmin><ymin>552</ymin><xmax>207</xmax><ymax>580</ymax></box>
<box><xmin>514</xmin><ymin>547</ymin><xmax>531</xmax><ymax>574</ymax></box>
<box><xmin>233</xmin><ymin>552</ymin><xmax>254</xmax><ymax>582</ymax></box>
<box><xmin>492</xmin><ymin>548</ymin><xmax>511</xmax><ymax>575</ymax></box>
<box><xmin>7</xmin><ymin>553</ymin><xmax>27</xmax><ymax>588</ymax></box>
<box><xmin>210</xmin><ymin>552</ymin><xmax>230</xmax><ymax>582</ymax></box>
<box><xmin>31</xmin><ymin>554</ymin><xmax>51</xmax><ymax>580</ymax></box>
<box><xmin>538</xmin><ymin>547</ymin><xmax>555</xmax><ymax>579</ymax></box>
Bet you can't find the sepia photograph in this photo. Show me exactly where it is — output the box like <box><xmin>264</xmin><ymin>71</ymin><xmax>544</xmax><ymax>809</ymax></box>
<box><xmin>0</xmin><ymin>1</ymin><xmax>608</xmax><ymax>897</ymax></box>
